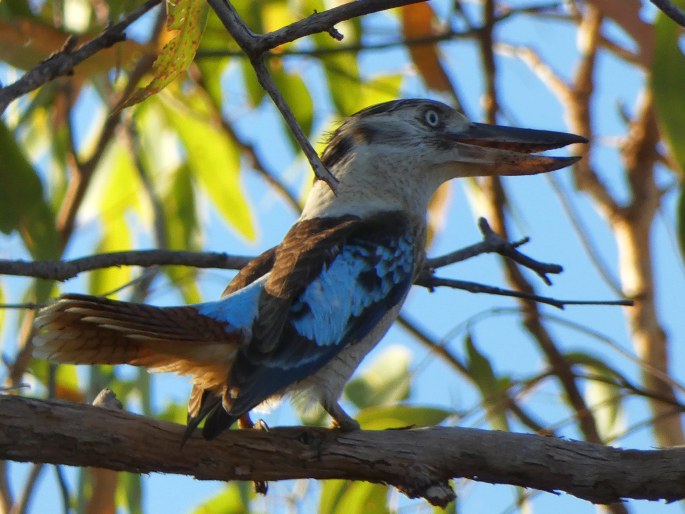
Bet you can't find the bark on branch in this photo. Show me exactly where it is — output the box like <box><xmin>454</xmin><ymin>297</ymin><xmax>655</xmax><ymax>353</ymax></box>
<box><xmin>2</xmin><ymin>395</ymin><xmax>683</xmax><ymax>507</ymax></box>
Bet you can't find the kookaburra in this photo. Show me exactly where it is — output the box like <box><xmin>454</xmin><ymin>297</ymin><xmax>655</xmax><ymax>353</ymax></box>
<box><xmin>33</xmin><ymin>99</ymin><xmax>586</xmax><ymax>440</ymax></box>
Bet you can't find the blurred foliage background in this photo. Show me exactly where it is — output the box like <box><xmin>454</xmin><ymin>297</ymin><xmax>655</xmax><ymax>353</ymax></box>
<box><xmin>1</xmin><ymin>0</ymin><xmax>685</xmax><ymax>512</ymax></box>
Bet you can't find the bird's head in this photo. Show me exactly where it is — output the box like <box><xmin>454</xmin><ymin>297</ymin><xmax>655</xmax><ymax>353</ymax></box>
<box><xmin>302</xmin><ymin>99</ymin><xmax>586</xmax><ymax>220</ymax></box>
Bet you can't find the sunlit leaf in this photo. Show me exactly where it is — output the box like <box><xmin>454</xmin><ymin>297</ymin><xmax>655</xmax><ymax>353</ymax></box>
<box><xmin>320</xmin><ymin>480</ymin><xmax>388</xmax><ymax>514</ymax></box>
<box><xmin>401</xmin><ymin>4</ymin><xmax>453</xmax><ymax>95</ymax></box>
<box><xmin>465</xmin><ymin>333</ymin><xmax>509</xmax><ymax>431</ymax></box>
<box><xmin>192</xmin><ymin>483</ymin><xmax>252</xmax><ymax>514</ymax></box>
<box><xmin>356</xmin><ymin>404</ymin><xmax>450</xmax><ymax>429</ymax></box>
<box><xmin>309</xmin><ymin>1</ymin><xmax>362</xmax><ymax>115</ymax></box>
<box><xmin>118</xmin><ymin>472</ymin><xmax>143</xmax><ymax>514</ymax></box>
<box><xmin>273</xmin><ymin>68</ymin><xmax>314</xmax><ymax>144</ymax></box>
<box><xmin>197</xmin><ymin>57</ymin><xmax>229</xmax><ymax>110</ymax></box>
<box><xmin>564</xmin><ymin>351</ymin><xmax>626</xmax><ymax>441</ymax></box>
<box><xmin>162</xmin><ymin>163</ymin><xmax>203</xmax><ymax>302</ymax></box>
<box><xmin>262</xmin><ymin>0</ymin><xmax>292</xmax><ymax>34</ymax></box>
<box><xmin>157</xmin><ymin>400</ymin><xmax>188</xmax><ymax>425</ymax></box>
<box><xmin>118</xmin><ymin>0</ymin><xmax>208</xmax><ymax>110</ymax></box>
<box><xmin>346</xmin><ymin>345</ymin><xmax>411</xmax><ymax>409</ymax></box>
<box><xmin>360</xmin><ymin>74</ymin><xmax>402</xmax><ymax>108</ymax></box>
<box><xmin>86</xmin><ymin>142</ymin><xmax>140</xmax><ymax>296</ymax></box>
<box><xmin>160</xmin><ymin>92</ymin><xmax>256</xmax><ymax>240</ymax></box>
<box><xmin>653</xmin><ymin>5</ymin><xmax>685</xmax><ymax>263</ymax></box>
<box><xmin>653</xmin><ymin>4</ymin><xmax>685</xmax><ymax>177</ymax></box>
<box><xmin>0</xmin><ymin>121</ymin><xmax>59</xmax><ymax>259</ymax></box>
<box><xmin>242</xmin><ymin>59</ymin><xmax>267</xmax><ymax>107</ymax></box>
<box><xmin>678</xmin><ymin>186</ymin><xmax>685</xmax><ymax>260</ymax></box>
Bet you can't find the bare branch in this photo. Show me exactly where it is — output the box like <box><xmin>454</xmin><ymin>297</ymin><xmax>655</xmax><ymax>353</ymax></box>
<box><xmin>2</xmin><ymin>395</ymin><xmax>685</xmax><ymax>507</ymax></box>
<box><xmin>206</xmin><ymin>0</ymin><xmax>427</xmax><ymax>192</ymax></box>
<box><xmin>0</xmin><ymin>250</ymin><xmax>251</xmax><ymax>282</ymax></box>
<box><xmin>0</xmin><ymin>220</ymin><xmax>632</xmax><ymax>311</ymax></box>
<box><xmin>0</xmin><ymin>0</ymin><xmax>161</xmax><ymax>114</ymax></box>
<box><xmin>425</xmin><ymin>218</ymin><xmax>562</xmax><ymax>285</ymax></box>
<box><xmin>414</xmin><ymin>275</ymin><xmax>632</xmax><ymax>310</ymax></box>
<box><xmin>650</xmin><ymin>0</ymin><xmax>685</xmax><ymax>27</ymax></box>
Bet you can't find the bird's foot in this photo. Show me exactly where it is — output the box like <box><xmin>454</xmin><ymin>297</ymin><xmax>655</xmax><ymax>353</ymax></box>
<box><xmin>254</xmin><ymin>418</ymin><xmax>269</xmax><ymax>432</ymax></box>
<box><xmin>325</xmin><ymin>402</ymin><xmax>360</xmax><ymax>432</ymax></box>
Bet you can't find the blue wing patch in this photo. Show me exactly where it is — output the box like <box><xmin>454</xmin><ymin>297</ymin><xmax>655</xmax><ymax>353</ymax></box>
<box><xmin>291</xmin><ymin>234</ymin><xmax>414</xmax><ymax>347</ymax></box>
<box><xmin>194</xmin><ymin>276</ymin><xmax>267</xmax><ymax>333</ymax></box>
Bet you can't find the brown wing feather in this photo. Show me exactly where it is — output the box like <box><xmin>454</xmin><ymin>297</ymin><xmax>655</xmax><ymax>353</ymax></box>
<box><xmin>34</xmin><ymin>294</ymin><xmax>239</xmax><ymax>391</ymax></box>
<box><xmin>251</xmin><ymin>216</ymin><xmax>360</xmax><ymax>353</ymax></box>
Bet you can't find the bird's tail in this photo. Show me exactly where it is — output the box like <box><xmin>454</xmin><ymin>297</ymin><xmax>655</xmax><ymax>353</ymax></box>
<box><xmin>33</xmin><ymin>294</ymin><xmax>239</xmax><ymax>386</ymax></box>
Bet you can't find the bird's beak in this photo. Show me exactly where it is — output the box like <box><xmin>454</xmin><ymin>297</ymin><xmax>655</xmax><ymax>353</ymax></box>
<box><xmin>443</xmin><ymin>123</ymin><xmax>588</xmax><ymax>176</ymax></box>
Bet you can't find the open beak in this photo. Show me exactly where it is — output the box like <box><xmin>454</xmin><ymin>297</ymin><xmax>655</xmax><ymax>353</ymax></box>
<box><xmin>444</xmin><ymin>123</ymin><xmax>588</xmax><ymax>176</ymax></box>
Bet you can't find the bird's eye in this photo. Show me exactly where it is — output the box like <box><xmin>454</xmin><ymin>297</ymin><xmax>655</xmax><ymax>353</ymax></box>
<box><xmin>423</xmin><ymin>109</ymin><xmax>441</xmax><ymax>128</ymax></box>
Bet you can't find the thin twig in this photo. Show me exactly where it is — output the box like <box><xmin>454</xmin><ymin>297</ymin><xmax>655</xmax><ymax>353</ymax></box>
<box><xmin>0</xmin><ymin>0</ymin><xmax>161</xmax><ymax>114</ymax></box>
<box><xmin>414</xmin><ymin>275</ymin><xmax>631</xmax><ymax>310</ymax></box>
<box><xmin>425</xmin><ymin>218</ymin><xmax>562</xmax><ymax>285</ymax></box>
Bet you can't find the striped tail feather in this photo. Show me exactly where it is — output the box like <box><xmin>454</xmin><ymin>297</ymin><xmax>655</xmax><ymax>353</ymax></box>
<box><xmin>33</xmin><ymin>293</ymin><xmax>240</xmax><ymax>389</ymax></box>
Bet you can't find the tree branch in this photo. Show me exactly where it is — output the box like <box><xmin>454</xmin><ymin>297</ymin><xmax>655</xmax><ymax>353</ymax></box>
<box><xmin>2</xmin><ymin>395</ymin><xmax>684</xmax><ymax>507</ymax></box>
<box><xmin>0</xmin><ymin>0</ymin><xmax>161</xmax><ymax>114</ymax></box>
<box><xmin>0</xmin><ymin>220</ymin><xmax>632</xmax><ymax>310</ymax></box>
<box><xmin>0</xmin><ymin>250</ymin><xmax>252</xmax><ymax>282</ymax></box>
<box><xmin>650</xmin><ymin>0</ymin><xmax>685</xmax><ymax>27</ymax></box>
<box><xmin>205</xmin><ymin>0</ymin><xmax>427</xmax><ymax>191</ymax></box>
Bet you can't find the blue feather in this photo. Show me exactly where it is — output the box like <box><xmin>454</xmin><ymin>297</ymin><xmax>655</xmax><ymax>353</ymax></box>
<box><xmin>194</xmin><ymin>276</ymin><xmax>266</xmax><ymax>332</ymax></box>
<box><xmin>291</xmin><ymin>234</ymin><xmax>414</xmax><ymax>347</ymax></box>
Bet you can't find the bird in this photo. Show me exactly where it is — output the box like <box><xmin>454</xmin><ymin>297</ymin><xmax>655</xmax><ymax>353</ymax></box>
<box><xmin>33</xmin><ymin>98</ymin><xmax>586</xmax><ymax>441</ymax></box>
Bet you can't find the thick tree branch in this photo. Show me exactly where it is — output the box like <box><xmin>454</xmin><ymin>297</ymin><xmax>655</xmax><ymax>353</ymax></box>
<box><xmin>2</xmin><ymin>395</ymin><xmax>684</xmax><ymax>507</ymax></box>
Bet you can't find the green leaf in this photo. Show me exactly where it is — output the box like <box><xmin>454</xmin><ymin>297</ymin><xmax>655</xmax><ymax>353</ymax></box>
<box><xmin>0</xmin><ymin>121</ymin><xmax>59</xmax><ymax>259</ymax></box>
<box><xmin>118</xmin><ymin>472</ymin><xmax>143</xmax><ymax>514</ymax></box>
<box><xmin>160</xmin><ymin>93</ymin><xmax>256</xmax><ymax>240</ymax></box>
<box><xmin>157</xmin><ymin>400</ymin><xmax>188</xmax><ymax>425</ymax></box>
<box><xmin>320</xmin><ymin>481</ymin><xmax>389</xmax><ymax>514</ymax></box>
<box><xmin>310</xmin><ymin>5</ymin><xmax>362</xmax><ymax>115</ymax></box>
<box><xmin>653</xmin><ymin>4</ymin><xmax>685</xmax><ymax>177</ymax></box>
<box><xmin>345</xmin><ymin>345</ymin><xmax>411</xmax><ymax>409</ymax></box>
<box><xmin>197</xmin><ymin>57</ymin><xmax>229</xmax><ymax>110</ymax></box>
<box><xmin>118</xmin><ymin>0</ymin><xmax>209</xmax><ymax>110</ymax></box>
<box><xmin>86</xmin><ymin>142</ymin><xmax>140</xmax><ymax>296</ymax></box>
<box><xmin>241</xmin><ymin>59</ymin><xmax>267</xmax><ymax>107</ymax></box>
<box><xmin>564</xmin><ymin>351</ymin><xmax>626</xmax><ymax>441</ymax></box>
<box><xmin>191</xmin><ymin>483</ymin><xmax>252</xmax><ymax>514</ymax></box>
<box><xmin>161</xmin><ymin>164</ymin><xmax>203</xmax><ymax>302</ymax></box>
<box><xmin>678</xmin><ymin>185</ymin><xmax>685</xmax><ymax>260</ymax></box>
<box><xmin>464</xmin><ymin>333</ymin><xmax>509</xmax><ymax>431</ymax></box>
<box><xmin>273</xmin><ymin>68</ymin><xmax>314</xmax><ymax>138</ymax></box>
<box><xmin>356</xmin><ymin>405</ymin><xmax>450</xmax><ymax>429</ymax></box>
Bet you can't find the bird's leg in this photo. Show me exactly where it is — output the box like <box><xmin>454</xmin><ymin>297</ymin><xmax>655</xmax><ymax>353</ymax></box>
<box><xmin>237</xmin><ymin>414</ymin><xmax>254</xmax><ymax>429</ymax></box>
<box><xmin>238</xmin><ymin>414</ymin><xmax>269</xmax><ymax>495</ymax></box>
<box><xmin>324</xmin><ymin>401</ymin><xmax>360</xmax><ymax>431</ymax></box>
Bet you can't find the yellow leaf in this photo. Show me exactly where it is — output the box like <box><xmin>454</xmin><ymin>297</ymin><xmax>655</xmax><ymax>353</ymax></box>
<box><xmin>117</xmin><ymin>0</ymin><xmax>208</xmax><ymax>110</ymax></box>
